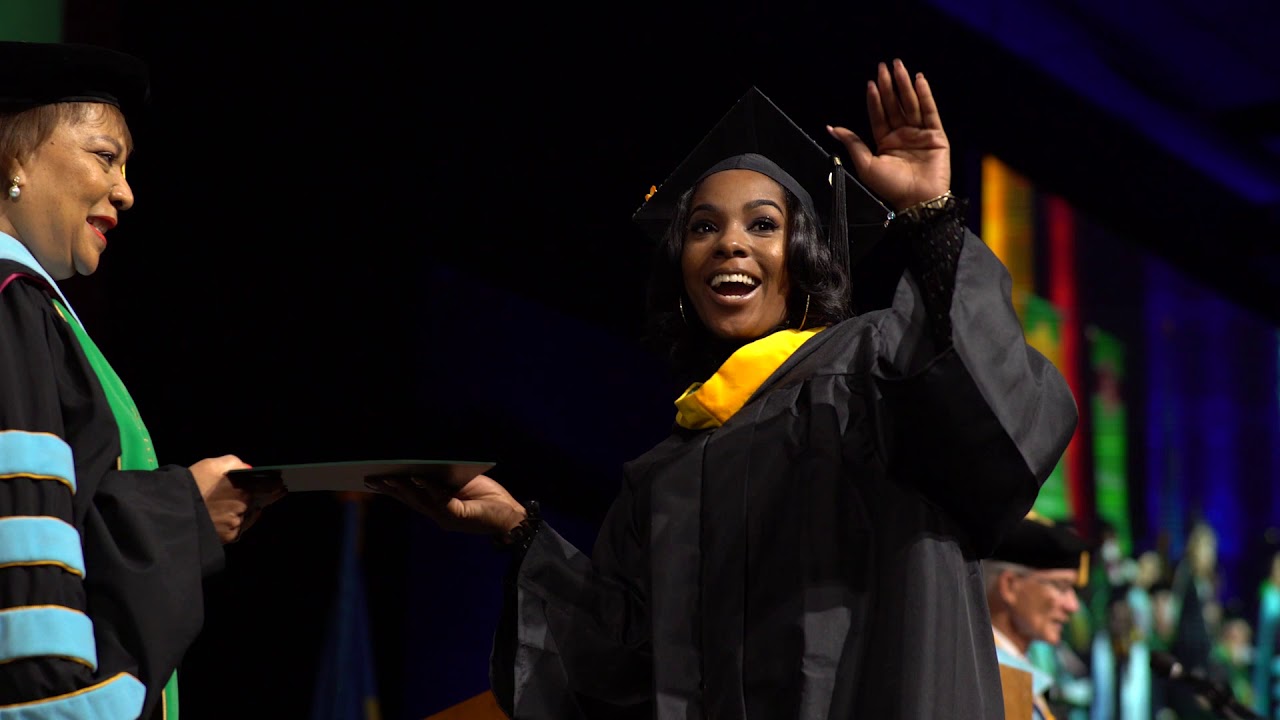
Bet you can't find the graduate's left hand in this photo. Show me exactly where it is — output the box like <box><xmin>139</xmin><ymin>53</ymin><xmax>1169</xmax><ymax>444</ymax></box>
<box><xmin>826</xmin><ymin>58</ymin><xmax>951</xmax><ymax>211</ymax></box>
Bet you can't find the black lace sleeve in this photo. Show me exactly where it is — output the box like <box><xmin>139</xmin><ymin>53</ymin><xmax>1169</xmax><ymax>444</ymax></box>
<box><xmin>493</xmin><ymin>500</ymin><xmax>543</xmax><ymax>562</ymax></box>
<box><xmin>886</xmin><ymin>195</ymin><xmax>968</xmax><ymax>348</ymax></box>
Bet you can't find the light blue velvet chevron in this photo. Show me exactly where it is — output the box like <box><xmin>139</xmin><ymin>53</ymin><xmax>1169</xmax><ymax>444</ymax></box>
<box><xmin>0</xmin><ymin>606</ymin><xmax>96</xmax><ymax>668</ymax></box>
<box><xmin>0</xmin><ymin>431</ymin><xmax>75</xmax><ymax>492</ymax></box>
<box><xmin>0</xmin><ymin>517</ymin><xmax>85</xmax><ymax>576</ymax></box>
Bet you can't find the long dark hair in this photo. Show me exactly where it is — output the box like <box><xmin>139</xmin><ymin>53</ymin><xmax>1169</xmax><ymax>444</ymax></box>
<box><xmin>642</xmin><ymin>177</ymin><xmax>852</xmax><ymax>385</ymax></box>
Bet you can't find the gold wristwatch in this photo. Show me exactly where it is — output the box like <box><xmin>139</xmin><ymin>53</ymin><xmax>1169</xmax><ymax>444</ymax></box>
<box><xmin>896</xmin><ymin>191</ymin><xmax>956</xmax><ymax>222</ymax></box>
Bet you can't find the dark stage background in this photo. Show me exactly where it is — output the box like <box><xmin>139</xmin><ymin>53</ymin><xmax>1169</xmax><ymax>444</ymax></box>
<box><xmin>5</xmin><ymin>0</ymin><xmax>1277</xmax><ymax>718</ymax></box>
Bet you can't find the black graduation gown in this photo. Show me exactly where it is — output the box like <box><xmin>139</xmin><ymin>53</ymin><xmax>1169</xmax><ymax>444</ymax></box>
<box><xmin>490</xmin><ymin>229</ymin><xmax>1078</xmax><ymax>719</ymax></box>
<box><xmin>0</xmin><ymin>260</ymin><xmax>224</xmax><ymax>719</ymax></box>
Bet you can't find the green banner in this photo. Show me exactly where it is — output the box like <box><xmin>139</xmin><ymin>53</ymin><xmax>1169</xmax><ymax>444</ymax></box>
<box><xmin>0</xmin><ymin>0</ymin><xmax>63</xmax><ymax>41</ymax></box>
<box><xmin>1023</xmin><ymin>294</ymin><xmax>1070</xmax><ymax>520</ymax></box>
<box><xmin>1088</xmin><ymin>325</ymin><xmax>1132</xmax><ymax>555</ymax></box>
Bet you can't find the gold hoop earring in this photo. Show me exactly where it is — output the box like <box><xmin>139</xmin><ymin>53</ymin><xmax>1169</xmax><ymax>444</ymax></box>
<box><xmin>7</xmin><ymin>176</ymin><xmax>20</xmax><ymax>200</ymax></box>
<box><xmin>797</xmin><ymin>295</ymin><xmax>811</xmax><ymax>330</ymax></box>
<box><xmin>678</xmin><ymin>297</ymin><xmax>688</xmax><ymax>325</ymax></box>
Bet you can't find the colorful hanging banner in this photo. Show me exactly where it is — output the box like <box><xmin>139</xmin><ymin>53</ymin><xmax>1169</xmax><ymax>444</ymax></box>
<box><xmin>1045</xmin><ymin>196</ymin><xmax>1089</xmax><ymax>540</ymax></box>
<box><xmin>1023</xmin><ymin>294</ymin><xmax>1072</xmax><ymax>521</ymax></box>
<box><xmin>981</xmin><ymin>155</ymin><xmax>1035</xmax><ymax>319</ymax></box>
<box><xmin>1088</xmin><ymin>325</ymin><xmax>1132</xmax><ymax>555</ymax></box>
<box><xmin>983</xmin><ymin>155</ymin><xmax>1082</xmax><ymax>523</ymax></box>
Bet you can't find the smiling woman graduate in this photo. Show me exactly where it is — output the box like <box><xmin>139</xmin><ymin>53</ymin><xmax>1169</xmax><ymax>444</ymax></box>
<box><xmin>372</xmin><ymin>60</ymin><xmax>1079</xmax><ymax>719</ymax></box>
<box><xmin>0</xmin><ymin>41</ymin><xmax>283</xmax><ymax>719</ymax></box>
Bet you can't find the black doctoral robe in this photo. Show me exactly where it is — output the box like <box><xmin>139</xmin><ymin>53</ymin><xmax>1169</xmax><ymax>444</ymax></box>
<box><xmin>0</xmin><ymin>258</ymin><xmax>223</xmax><ymax>719</ymax></box>
<box><xmin>490</xmin><ymin>225</ymin><xmax>1078</xmax><ymax>719</ymax></box>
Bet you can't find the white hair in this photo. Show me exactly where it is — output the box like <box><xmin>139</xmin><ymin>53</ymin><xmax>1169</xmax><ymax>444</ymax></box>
<box><xmin>982</xmin><ymin>559</ymin><xmax>1030</xmax><ymax>598</ymax></box>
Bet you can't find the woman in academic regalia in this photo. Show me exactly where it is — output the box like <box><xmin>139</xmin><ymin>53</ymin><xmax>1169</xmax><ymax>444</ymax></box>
<box><xmin>375</xmin><ymin>59</ymin><xmax>1078</xmax><ymax>719</ymax></box>
<box><xmin>0</xmin><ymin>40</ymin><xmax>282</xmax><ymax>719</ymax></box>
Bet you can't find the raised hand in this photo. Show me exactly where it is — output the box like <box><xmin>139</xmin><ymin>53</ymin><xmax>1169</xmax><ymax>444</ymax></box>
<box><xmin>826</xmin><ymin>58</ymin><xmax>951</xmax><ymax>211</ymax></box>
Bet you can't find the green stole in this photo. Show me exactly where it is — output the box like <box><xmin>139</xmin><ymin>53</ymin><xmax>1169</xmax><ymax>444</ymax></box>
<box><xmin>52</xmin><ymin>297</ymin><xmax>181</xmax><ymax>720</ymax></box>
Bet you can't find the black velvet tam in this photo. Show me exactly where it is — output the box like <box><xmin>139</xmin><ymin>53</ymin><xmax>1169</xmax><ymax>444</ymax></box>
<box><xmin>0</xmin><ymin>40</ymin><xmax>148</xmax><ymax>123</ymax></box>
<box><xmin>631</xmin><ymin>86</ymin><xmax>894</xmax><ymax>269</ymax></box>
<box><xmin>992</xmin><ymin>512</ymin><xmax>1092</xmax><ymax>582</ymax></box>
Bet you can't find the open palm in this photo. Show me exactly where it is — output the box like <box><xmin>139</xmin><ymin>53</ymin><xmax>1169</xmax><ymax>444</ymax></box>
<box><xmin>827</xmin><ymin>59</ymin><xmax>951</xmax><ymax>211</ymax></box>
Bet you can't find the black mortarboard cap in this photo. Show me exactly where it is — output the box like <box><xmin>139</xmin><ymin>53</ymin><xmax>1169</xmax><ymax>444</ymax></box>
<box><xmin>0</xmin><ymin>41</ymin><xmax>149</xmax><ymax>122</ymax></box>
<box><xmin>632</xmin><ymin>87</ymin><xmax>894</xmax><ymax>290</ymax></box>
<box><xmin>992</xmin><ymin>512</ymin><xmax>1092</xmax><ymax>586</ymax></box>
